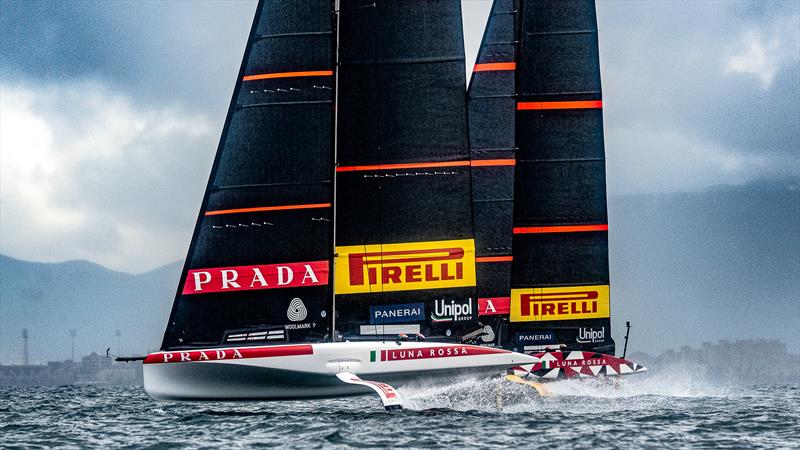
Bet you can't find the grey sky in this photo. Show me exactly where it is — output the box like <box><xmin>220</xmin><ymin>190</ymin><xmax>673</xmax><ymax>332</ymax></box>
<box><xmin>1</xmin><ymin>0</ymin><xmax>798</xmax><ymax>272</ymax></box>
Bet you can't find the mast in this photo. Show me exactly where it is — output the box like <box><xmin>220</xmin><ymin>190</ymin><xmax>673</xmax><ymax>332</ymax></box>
<box><xmin>330</xmin><ymin>0</ymin><xmax>341</xmax><ymax>342</ymax></box>
<box><xmin>509</xmin><ymin>0</ymin><xmax>614</xmax><ymax>353</ymax></box>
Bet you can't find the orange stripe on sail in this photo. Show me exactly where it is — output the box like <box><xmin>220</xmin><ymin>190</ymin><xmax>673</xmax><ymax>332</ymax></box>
<box><xmin>242</xmin><ymin>70</ymin><xmax>334</xmax><ymax>81</ymax></box>
<box><xmin>517</xmin><ymin>100</ymin><xmax>602</xmax><ymax>110</ymax></box>
<box><xmin>473</xmin><ymin>62</ymin><xmax>516</xmax><ymax>72</ymax></box>
<box><xmin>205</xmin><ymin>203</ymin><xmax>331</xmax><ymax>216</ymax></box>
<box><xmin>471</xmin><ymin>159</ymin><xmax>515</xmax><ymax>167</ymax></box>
<box><xmin>513</xmin><ymin>224</ymin><xmax>608</xmax><ymax>234</ymax></box>
<box><xmin>336</xmin><ymin>160</ymin><xmax>516</xmax><ymax>172</ymax></box>
<box><xmin>336</xmin><ymin>161</ymin><xmax>470</xmax><ymax>172</ymax></box>
<box><xmin>476</xmin><ymin>256</ymin><xmax>513</xmax><ymax>263</ymax></box>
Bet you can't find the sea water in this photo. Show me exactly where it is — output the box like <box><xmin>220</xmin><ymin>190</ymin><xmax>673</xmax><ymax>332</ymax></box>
<box><xmin>2</xmin><ymin>372</ymin><xmax>798</xmax><ymax>448</ymax></box>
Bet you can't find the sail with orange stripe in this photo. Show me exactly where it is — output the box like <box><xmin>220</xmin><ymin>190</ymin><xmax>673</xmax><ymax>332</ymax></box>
<box><xmin>509</xmin><ymin>0</ymin><xmax>615</xmax><ymax>354</ymax></box>
<box><xmin>333</xmin><ymin>0</ymin><xmax>480</xmax><ymax>340</ymax></box>
<box><xmin>161</xmin><ymin>0</ymin><xmax>336</xmax><ymax>350</ymax></box>
<box><xmin>467</xmin><ymin>0</ymin><xmax>519</xmax><ymax>344</ymax></box>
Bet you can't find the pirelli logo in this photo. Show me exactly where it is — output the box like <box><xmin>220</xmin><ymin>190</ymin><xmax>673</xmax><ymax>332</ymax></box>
<box><xmin>510</xmin><ymin>285</ymin><xmax>610</xmax><ymax>322</ymax></box>
<box><xmin>335</xmin><ymin>239</ymin><xmax>476</xmax><ymax>294</ymax></box>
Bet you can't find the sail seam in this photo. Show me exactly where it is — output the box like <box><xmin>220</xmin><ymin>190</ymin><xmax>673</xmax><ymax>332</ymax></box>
<box><xmin>339</xmin><ymin>56</ymin><xmax>464</xmax><ymax>66</ymax></box>
<box><xmin>527</xmin><ymin>29</ymin><xmax>597</xmax><ymax>36</ymax></box>
<box><xmin>212</xmin><ymin>180</ymin><xmax>332</xmax><ymax>191</ymax></box>
<box><xmin>254</xmin><ymin>31</ymin><xmax>332</xmax><ymax>40</ymax></box>
<box><xmin>236</xmin><ymin>100</ymin><xmax>332</xmax><ymax>109</ymax></box>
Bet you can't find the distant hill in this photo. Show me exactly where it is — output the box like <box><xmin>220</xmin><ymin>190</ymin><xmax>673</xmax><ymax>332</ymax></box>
<box><xmin>0</xmin><ymin>255</ymin><xmax>181</xmax><ymax>364</ymax></box>
<box><xmin>1</xmin><ymin>180</ymin><xmax>798</xmax><ymax>363</ymax></box>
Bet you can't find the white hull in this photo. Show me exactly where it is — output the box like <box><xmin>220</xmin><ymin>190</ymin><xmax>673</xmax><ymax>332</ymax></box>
<box><xmin>144</xmin><ymin>341</ymin><xmax>537</xmax><ymax>401</ymax></box>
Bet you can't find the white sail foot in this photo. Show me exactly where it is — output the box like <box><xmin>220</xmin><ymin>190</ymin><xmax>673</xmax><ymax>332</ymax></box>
<box><xmin>504</xmin><ymin>374</ymin><xmax>554</xmax><ymax>397</ymax></box>
<box><xmin>335</xmin><ymin>372</ymin><xmax>404</xmax><ymax>410</ymax></box>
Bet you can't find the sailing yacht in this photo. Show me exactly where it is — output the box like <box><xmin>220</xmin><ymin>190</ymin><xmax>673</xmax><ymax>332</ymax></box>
<box><xmin>142</xmin><ymin>0</ymin><xmax>644</xmax><ymax>408</ymax></box>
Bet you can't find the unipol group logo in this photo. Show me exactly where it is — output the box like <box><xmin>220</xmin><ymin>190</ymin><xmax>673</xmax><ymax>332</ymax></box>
<box><xmin>431</xmin><ymin>298</ymin><xmax>474</xmax><ymax>323</ymax></box>
<box><xmin>334</xmin><ymin>239</ymin><xmax>476</xmax><ymax>294</ymax></box>
<box><xmin>182</xmin><ymin>261</ymin><xmax>328</xmax><ymax>295</ymax></box>
<box><xmin>576</xmin><ymin>326</ymin><xmax>605</xmax><ymax>343</ymax></box>
<box><xmin>510</xmin><ymin>285</ymin><xmax>610</xmax><ymax>322</ymax></box>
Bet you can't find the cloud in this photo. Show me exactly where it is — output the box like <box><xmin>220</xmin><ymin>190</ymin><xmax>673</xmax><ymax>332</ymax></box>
<box><xmin>598</xmin><ymin>0</ymin><xmax>800</xmax><ymax>194</ymax></box>
<box><xmin>725</xmin><ymin>31</ymin><xmax>783</xmax><ymax>88</ymax></box>
<box><xmin>0</xmin><ymin>81</ymin><xmax>217</xmax><ymax>272</ymax></box>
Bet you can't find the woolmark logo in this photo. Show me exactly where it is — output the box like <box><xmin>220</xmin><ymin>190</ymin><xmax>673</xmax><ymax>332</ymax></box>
<box><xmin>576</xmin><ymin>327</ymin><xmax>605</xmax><ymax>343</ymax></box>
<box><xmin>182</xmin><ymin>261</ymin><xmax>328</xmax><ymax>295</ymax></box>
<box><xmin>510</xmin><ymin>285</ymin><xmax>610</xmax><ymax>322</ymax></box>
<box><xmin>287</xmin><ymin>298</ymin><xmax>308</xmax><ymax>322</ymax></box>
<box><xmin>431</xmin><ymin>298</ymin><xmax>474</xmax><ymax>323</ymax></box>
<box><xmin>334</xmin><ymin>239</ymin><xmax>476</xmax><ymax>294</ymax></box>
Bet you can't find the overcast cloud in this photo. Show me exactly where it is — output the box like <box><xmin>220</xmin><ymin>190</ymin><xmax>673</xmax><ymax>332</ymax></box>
<box><xmin>1</xmin><ymin>0</ymin><xmax>798</xmax><ymax>272</ymax></box>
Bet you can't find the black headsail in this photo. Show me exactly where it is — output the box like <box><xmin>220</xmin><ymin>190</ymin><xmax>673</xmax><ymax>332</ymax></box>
<box><xmin>468</xmin><ymin>0</ymin><xmax>519</xmax><ymax>345</ymax></box>
<box><xmin>509</xmin><ymin>0</ymin><xmax>615</xmax><ymax>354</ymax></box>
<box><xmin>161</xmin><ymin>0</ymin><xmax>336</xmax><ymax>350</ymax></box>
<box><xmin>333</xmin><ymin>0</ymin><xmax>478</xmax><ymax>340</ymax></box>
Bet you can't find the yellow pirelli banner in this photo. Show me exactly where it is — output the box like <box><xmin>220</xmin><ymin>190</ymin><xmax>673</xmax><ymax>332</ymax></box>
<box><xmin>510</xmin><ymin>285</ymin><xmax>610</xmax><ymax>322</ymax></box>
<box><xmin>335</xmin><ymin>239</ymin><xmax>476</xmax><ymax>294</ymax></box>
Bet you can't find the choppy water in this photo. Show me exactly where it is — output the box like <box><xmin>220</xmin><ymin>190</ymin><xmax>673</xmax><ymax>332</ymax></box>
<box><xmin>2</xmin><ymin>371</ymin><xmax>798</xmax><ymax>449</ymax></box>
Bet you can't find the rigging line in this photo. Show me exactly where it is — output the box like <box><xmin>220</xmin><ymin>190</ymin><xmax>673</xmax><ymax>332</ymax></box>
<box><xmin>205</xmin><ymin>203</ymin><xmax>331</xmax><ymax>216</ymax></box>
<box><xmin>517</xmin><ymin>100</ymin><xmax>602</xmax><ymax>110</ymax></box>
<box><xmin>513</xmin><ymin>224</ymin><xmax>608</xmax><ymax>234</ymax></box>
<box><xmin>242</xmin><ymin>70</ymin><xmax>334</xmax><ymax>81</ymax></box>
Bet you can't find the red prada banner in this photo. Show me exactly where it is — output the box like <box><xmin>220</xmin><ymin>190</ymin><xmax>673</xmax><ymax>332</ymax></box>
<box><xmin>182</xmin><ymin>261</ymin><xmax>329</xmax><ymax>295</ymax></box>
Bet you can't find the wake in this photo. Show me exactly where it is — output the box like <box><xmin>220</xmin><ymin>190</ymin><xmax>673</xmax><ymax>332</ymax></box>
<box><xmin>399</xmin><ymin>361</ymin><xmax>737</xmax><ymax>413</ymax></box>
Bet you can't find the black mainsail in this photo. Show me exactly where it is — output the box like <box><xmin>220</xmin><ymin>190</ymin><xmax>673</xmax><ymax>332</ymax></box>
<box><xmin>161</xmin><ymin>0</ymin><xmax>336</xmax><ymax>350</ymax></box>
<box><xmin>468</xmin><ymin>0</ymin><xmax>518</xmax><ymax>345</ymax></box>
<box><xmin>509</xmin><ymin>0</ymin><xmax>614</xmax><ymax>353</ymax></box>
<box><xmin>333</xmin><ymin>0</ymin><xmax>478</xmax><ymax>340</ymax></box>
